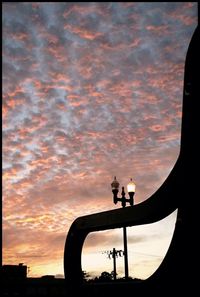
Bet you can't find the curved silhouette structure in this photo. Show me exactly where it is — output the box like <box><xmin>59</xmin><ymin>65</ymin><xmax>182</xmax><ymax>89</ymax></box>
<box><xmin>64</xmin><ymin>23</ymin><xmax>199</xmax><ymax>296</ymax></box>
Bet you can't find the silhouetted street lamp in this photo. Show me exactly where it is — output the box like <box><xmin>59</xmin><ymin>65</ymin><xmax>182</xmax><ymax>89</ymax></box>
<box><xmin>111</xmin><ymin>176</ymin><xmax>136</xmax><ymax>280</ymax></box>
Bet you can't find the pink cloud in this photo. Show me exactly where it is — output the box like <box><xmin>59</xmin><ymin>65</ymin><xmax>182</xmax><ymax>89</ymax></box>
<box><xmin>63</xmin><ymin>3</ymin><xmax>105</xmax><ymax>19</ymax></box>
<box><xmin>170</xmin><ymin>12</ymin><xmax>196</xmax><ymax>26</ymax></box>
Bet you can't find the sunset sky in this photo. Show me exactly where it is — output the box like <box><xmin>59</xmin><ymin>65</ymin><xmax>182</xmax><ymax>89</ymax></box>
<box><xmin>2</xmin><ymin>2</ymin><xmax>197</xmax><ymax>279</ymax></box>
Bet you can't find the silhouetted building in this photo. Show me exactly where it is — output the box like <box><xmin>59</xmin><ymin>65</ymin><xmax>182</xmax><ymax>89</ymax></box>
<box><xmin>1</xmin><ymin>264</ymin><xmax>68</xmax><ymax>296</ymax></box>
<box><xmin>1</xmin><ymin>275</ymin><xmax>67</xmax><ymax>297</ymax></box>
<box><xmin>41</xmin><ymin>275</ymin><xmax>55</xmax><ymax>280</ymax></box>
<box><xmin>1</xmin><ymin>263</ymin><xmax>27</xmax><ymax>279</ymax></box>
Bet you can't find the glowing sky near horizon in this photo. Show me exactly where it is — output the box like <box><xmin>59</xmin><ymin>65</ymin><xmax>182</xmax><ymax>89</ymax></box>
<box><xmin>2</xmin><ymin>2</ymin><xmax>197</xmax><ymax>279</ymax></box>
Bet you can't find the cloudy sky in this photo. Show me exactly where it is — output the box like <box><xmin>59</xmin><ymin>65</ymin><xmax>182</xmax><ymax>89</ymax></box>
<box><xmin>2</xmin><ymin>2</ymin><xmax>197</xmax><ymax>279</ymax></box>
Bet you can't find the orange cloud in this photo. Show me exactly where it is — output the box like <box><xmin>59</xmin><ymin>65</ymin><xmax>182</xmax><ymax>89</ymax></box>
<box><xmin>2</xmin><ymin>104</ymin><xmax>8</xmax><ymax>118</ymax></box>
<box><xmin>11</xmin><ymin>32</ymin><xmax>29</xmax><ymax>42</ymax></box>
<box><xmin>64</xmin><ymin>24</ymin><xmax>103</xmax><ymax>40</ymax></box>
<box><xmin>146</xmin><ymin>25</ymin><xmax>169</xmax><ymax>34</ymax></box>
<box><xmin>150</xmin><ymin>125</ymin><xmax>165</xmax><ymax>132</ymax></box>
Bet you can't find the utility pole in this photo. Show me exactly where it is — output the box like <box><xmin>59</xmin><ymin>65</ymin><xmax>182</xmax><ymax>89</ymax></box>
<box><xmin>103</xmin><ymin>248</ymin><xmax>124</xmax><ymax>280</ymax></box>
<box><xmin>112</xmin><ymin>248</ymin><xmax>117</xmax><ymax>280</ymax></box>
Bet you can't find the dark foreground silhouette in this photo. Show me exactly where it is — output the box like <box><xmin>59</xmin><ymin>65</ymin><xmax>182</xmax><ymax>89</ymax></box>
<box><xmin>64</xmin><ymin>21</ymin><xmax>199</xmax><ymax>297</ymax></box>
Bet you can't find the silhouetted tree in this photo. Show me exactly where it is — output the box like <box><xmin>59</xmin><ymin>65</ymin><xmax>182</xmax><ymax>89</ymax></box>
<box><xmin>98</xmin><ymin>271</ymin><xmax>113</xmax><ymax>282</ymax></box>
<box><xmin>81</xmin><ymin>270</ymin><xmax>90</xmax><ymax>282</ymax></box>
<box><xmin>111</xmin><ymin>270</ymin><xmax>118</xmax><ymax>280</ymax></box>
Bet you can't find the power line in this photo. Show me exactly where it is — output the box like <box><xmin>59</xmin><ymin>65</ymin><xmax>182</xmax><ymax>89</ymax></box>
<box><xmin>129</xmin><ymin>251</ymin><xmax>163</xmax><ymax>258</ymax></box>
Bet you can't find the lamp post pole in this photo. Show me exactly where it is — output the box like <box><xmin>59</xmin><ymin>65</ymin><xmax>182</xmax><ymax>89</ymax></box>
<box><xmin>123</xmin><ymin>225</ymin><xmax>128</xmax><ymax>280</ymax></box>
<box><xmin>111</xmin><ymin>177</ymin><xmax>136</xmax><ymax>281</ymax></box>
<box><xmin>121</xmin><ymin>186</ymin><xmax>129</xmax><ymax>280</ymax></box>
